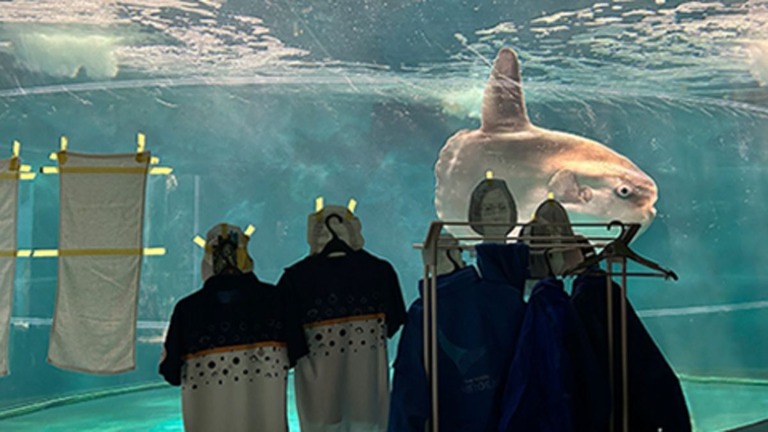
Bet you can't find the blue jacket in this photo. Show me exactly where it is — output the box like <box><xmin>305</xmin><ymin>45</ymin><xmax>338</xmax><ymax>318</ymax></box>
<box><xmin>571</xmin><ymin>272</ymin><xmax>691</xmax><ymax>431</ymax></box>
<box><xmin>388</xmin><ymin>244</ymin><xmax>529</xmax><ymax>432</ymax></box>
<box><xmin>498</xmin><ymin>277</ymin><xmax>611</xmax><ymax>432</ymax></box>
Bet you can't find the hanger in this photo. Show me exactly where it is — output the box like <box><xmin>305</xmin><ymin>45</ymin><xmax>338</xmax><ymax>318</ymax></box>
<box><xmin>319</xmin><ymin>213</ymin><xmax>354</xmax><ymax>257</ymax></box>
<box><xmin>563</xmin><ymin>220</ymin><xmax>678</xmax><ymax>280</ymax></box>
<box><xmin>445</xmin><ymin>249</ymin><xmax>463</xmax><ymax>273</ymax></box>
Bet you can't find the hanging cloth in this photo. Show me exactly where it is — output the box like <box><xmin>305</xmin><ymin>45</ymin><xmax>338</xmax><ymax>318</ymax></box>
<box><xmin>0</xmin><ymin>157</ymin><xmax>20</xmax><ymax>377</ymax></box>
<box><xmin>498</xmin><ymin>277</ymin><xmax>611</xmax><ymax>432</ymax></box>
<box><xmin>571</xmin><ymin>272</ymin><xmax>691</xmax><ymax>431</ymax></box>
<box><xmin>159</xmin><ymin>270</ymin><xmax>308</xmax><ymax>432</ymax></box>
<box><xmin>48</xmin><ymin>151</ymin><xmax>149</xmax><ymax>374</ymax></box>
<box><xmin>279</xmin><ymin>249</ymin><xmax>406</xmax><ymax>432</ymax></box>
<box><xmin>388</xmin><ymin>244</ymin><xmax>527</xmax><ymax>432</ymax></box>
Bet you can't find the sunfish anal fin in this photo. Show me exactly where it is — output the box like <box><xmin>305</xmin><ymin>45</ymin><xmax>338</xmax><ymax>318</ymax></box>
<box><xmin>481</xmin><ymin>48</ymin><xmax>531</xmax><ymax>132</ymax></box>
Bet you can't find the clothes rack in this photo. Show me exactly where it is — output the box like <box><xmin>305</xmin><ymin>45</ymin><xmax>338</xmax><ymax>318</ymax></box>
<box><xmin>414</xmin><ymin>220</ymin><xmax>677</xmax><ymax>432</ymax></box>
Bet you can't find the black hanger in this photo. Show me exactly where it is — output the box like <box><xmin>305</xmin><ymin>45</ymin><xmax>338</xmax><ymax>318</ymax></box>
<box><xmin>319</xmin><ymin>213</ymin><xmax>354</xmax><ymax>257</ymax></box>
<box><xmin>445</xmin><ymin>249</ymin><xmax>463</xmax><ymax>273</ymax></box>
<box><xmin>563</xmin><ymin>220</ymin><xmax>678</xmax><ymax>280</ymax></box>
<box><xmin>212</xmin><ymin>235</ymin><xmax>243</xmax><ymax>275</ymax></box>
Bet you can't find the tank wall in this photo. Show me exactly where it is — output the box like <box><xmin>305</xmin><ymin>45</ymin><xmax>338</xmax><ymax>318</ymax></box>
<box><xmin>2</xmin><ymin>86</ymin><xmax>768</xmax><ymax>410</ymax></box>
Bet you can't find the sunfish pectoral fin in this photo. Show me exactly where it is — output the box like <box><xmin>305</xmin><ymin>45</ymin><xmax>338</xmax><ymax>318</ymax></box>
<box><xmin>548</xmin><ymin>170</ymin><xmax>593</xmax><ymax>204</ymax></box>
<box><xmin>481</xmin><ymin>48</ymin><xmax>531</xmax><ymax>132</ymax></box>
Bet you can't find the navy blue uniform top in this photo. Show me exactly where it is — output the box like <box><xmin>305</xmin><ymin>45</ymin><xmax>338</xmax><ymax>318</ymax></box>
<box><xmin>278</xmin><ymin>249</ymin><xmax>407</xmax><ymax>432</ymax></box>
<box><xmin>571</xmin><ymin>272</ymin><xmax>691</xmax><ymax>432</ymax></box>
<box><xmin>159</xmin><ymin>272</ymin><xmax>309</xmax><ymax>386</ymax></box>
<box><xmin>277</xmin><ymin>249</ymin><xmax>407</xmax><ymax>336</ymax></box>
<box><xmin>499</xmin><ymin>277</ymin><xmax>611</xmax><ymax>432</ymax></box>
<box><xmin>388</xmin><ymin>244</ymin><xmax>528</xmax><ymax>432</ymax></box>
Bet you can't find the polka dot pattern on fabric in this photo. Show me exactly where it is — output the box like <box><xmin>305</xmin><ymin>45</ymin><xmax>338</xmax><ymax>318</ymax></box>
<box><xmin>304</xmin><ymin>316</ymin><xmax>387</xmax><ymax>358</ymax></box>
<box><xmin>182</xmin><ymin>344</ymin><xmax>289</xmax><ymax>390</ymax></box>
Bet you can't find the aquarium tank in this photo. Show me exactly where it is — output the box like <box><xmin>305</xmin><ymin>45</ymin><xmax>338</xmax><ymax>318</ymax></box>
<box><xmin>1</xmin><ymin>0</ymin><xmax>768</xmax><ymax>431</ymax></box>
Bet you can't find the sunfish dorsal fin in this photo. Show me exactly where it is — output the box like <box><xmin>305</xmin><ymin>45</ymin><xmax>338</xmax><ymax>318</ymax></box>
<box><xmin>481</xmin><ymin>48</ymin><xmax>531</xmax><ymax>132</ymax></box>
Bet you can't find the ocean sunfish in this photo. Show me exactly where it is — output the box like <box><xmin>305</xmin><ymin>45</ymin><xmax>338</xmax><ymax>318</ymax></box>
<box><xmin>434</xmin><ymin>47</ymin><xmax>658</xmax><ymax>240</ymax></box>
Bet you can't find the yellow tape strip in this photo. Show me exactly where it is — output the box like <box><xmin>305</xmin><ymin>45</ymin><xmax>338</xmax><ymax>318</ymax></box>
<box><xmin>17</xmin><ymin>250</ymin><xmax>32</xmax><ymax>258</ymax></box>
<box><xmin>60</xmin><ymin>136</ymin><xmax>68</xmax><ymax>152</ymax></box>
<box><xmin>32</xmin><ymin>248</ymin><xmax>166</xmax><ymax>257</ymax></box>
<box><xmin>347</xmin><ymin>198</ymin><xmax>357</xmax><ymax>214</ymax></box>
<box><xmin>149</xmin><ymin>167</ymin><xmax>172</xmax><ymax>175</ymax></box>
<box><xmin>485</xmin><ymin>170</ymin><xmax>494</xmax><ymax>179</ymax></box>
<box><xmin>244</xmin><ymin>224</ymin><xmax>256</xmax><ymax>237</ymax></box>
<box><xmin>193</xmin><ymin>236</ymin><xmax>206</xmax><ymax>248</ymax></box>
<box><xmin>315</xmin><ymin>196</ymin><xmax>324</xmax><ymax>212</ymax></box>
<box><xmin>20</xmin><ymin>164</ymin><xmax>31</xmax><ymax>173</ymax></box>
<box><xmin>40</xmin><ymin>166</ymin><xmax>171</xmax><ymax>175</ymax></box>
<box><xmin>150</xmin><ymin>156</ymin><xmax>160</xmax><ymax>165</ymax></box>
<box><xmin>137</xmin><ymin>133</ymin><xmax>146</xmax><ymax>153</ymax></box>
<box><xmin>49</xmin><ymin>153</ymin><xmax>57</xmax><ymax>161</ymax></box>
<box><xmin>61</xmin><ymin>167</ymin><xmax>149</xmax><ymax>174</ymax></box>
<box><xmin>20</xmin><ymin>173</ymin><xmax>36</xmax><ymax>181</ymax></box>
<box><xmin>12</xmin><ymin>140</ymin><xmax>20</xmax><ymax>157</ymax></box>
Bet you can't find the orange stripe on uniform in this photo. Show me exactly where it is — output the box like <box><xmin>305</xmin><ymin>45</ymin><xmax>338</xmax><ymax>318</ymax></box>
<box><xmin>304</xmin><ymin>313</ymin><xmax>385</xmax><ymax>329</ymax></box>
<box><xmin>184</xmin><ymin>341</ymin><xmax>287</xmax><ymax>360</ymax></box>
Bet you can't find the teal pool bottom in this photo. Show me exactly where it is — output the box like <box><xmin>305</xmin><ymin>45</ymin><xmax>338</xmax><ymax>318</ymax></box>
<box><xmin>0</xmin><ymin>380</ymin><xmax>766</xmax><ymax>431</ymax></box>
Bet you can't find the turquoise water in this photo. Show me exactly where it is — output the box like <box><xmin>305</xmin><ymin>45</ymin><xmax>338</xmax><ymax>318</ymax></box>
<box><xmin>0</xmin><ymin>379</ymin><xmax>767</xmax><ymax>431</ymax></box>
<box><xmin>2</xmin><ymin>0</ymin><xmax>768</xmax><ymax>429</ymax></box>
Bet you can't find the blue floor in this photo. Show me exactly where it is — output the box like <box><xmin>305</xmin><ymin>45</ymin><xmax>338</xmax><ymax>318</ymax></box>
<box><xmin>0</xmin><ymin>381</ymin><xmax>766</xmax><ymax>431</ymax></box>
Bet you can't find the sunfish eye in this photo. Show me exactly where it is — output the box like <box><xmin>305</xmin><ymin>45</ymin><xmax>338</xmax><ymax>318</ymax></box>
<box><xmin>615</xmin><ymin>184</ymin><xmax>633</xmax><ymax>198</ymax></box>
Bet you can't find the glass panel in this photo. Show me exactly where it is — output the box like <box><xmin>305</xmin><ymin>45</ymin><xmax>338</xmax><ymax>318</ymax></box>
<box><xmin>1</xmin><ymin>1</ymin><xmax>767</xmax><ymax>430</ymax></box>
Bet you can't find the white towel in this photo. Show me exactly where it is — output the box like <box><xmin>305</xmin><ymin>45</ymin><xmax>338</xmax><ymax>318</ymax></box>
<box><xmin>0</xmin><ymin>157</ymin><xmax>19</xmax><ymax>377</ymax></box>
<box><xmin>48</xmin><ymin>152</ymin><xmax>149</xmax><ymax>374</ymax></box>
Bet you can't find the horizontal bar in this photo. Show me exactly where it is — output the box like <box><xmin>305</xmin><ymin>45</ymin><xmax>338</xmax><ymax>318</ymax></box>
<box><xmin>11</xmin><ymin>317</ymin><xmax>169</xmax><ymax>330</ymax></box>
<box><xmin>414</xmin><ymin>241</ymin><xmax>611</xmax><ymax>250</ymax></box>
<box><xmin>50</xmin><ymin>153</ymin><xmax>161</xmax><ymax>165</ymax></box>
<box><xmin>28</xmin><ymin>247</ymin><xmax>166</xmax><ymax>257</ymax></box>
<box><xmin>39</xmin><ymin>166</ymin><xmax>173</xmax><ymax>175</ymax></box>
<box><xmin>435</xmin><ymin>220</ymin><xmax>638</xmax><ymax>228</ymax></box>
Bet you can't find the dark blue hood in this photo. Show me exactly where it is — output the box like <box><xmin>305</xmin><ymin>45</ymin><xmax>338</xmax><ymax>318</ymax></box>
<box><xmin>475</xmin><ymin>243</ymin><xmax>530</xmax><ymax>289</ymax></box>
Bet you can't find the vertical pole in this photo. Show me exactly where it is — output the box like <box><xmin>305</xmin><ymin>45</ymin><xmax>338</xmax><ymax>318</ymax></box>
<box><xmin>422</xmin><ymin>263</ymin><xmax>431</xmax><ymax>432</ymax></box>
<box><xmin>422</xmin><ymin>265</ymin><xmax>430</xmax><ymax>373</ymax></box>
<box><xmin>430</xmin><ymin>266</ymin><xmax>439</xmax><ymax>432</ymax></box>
<box><xmin>192</xmin><ymin>175</ymin><xmax>200</xmax><ymax>286</ymax></box>
<box><xmin>606</xmin><ymin>259</ymin><xmax>615</xmax><ymax>432</ymax></box>
<box><xmin>620</xmin><ymin>257</ymin><xmax>629</xmax><ymax>432</ymax></box>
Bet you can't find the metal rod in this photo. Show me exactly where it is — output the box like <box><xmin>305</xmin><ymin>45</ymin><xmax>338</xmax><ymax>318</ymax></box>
<box><xmin>620</xmin><ymin>258</ymin><xmax>629</xmax><ymax>432</ymax></box>
<box><xmin>413</xmin><ymin>240</ymin><xmax>614</xmax><ymax>249</ymax></box>
<box><xmin>606</xmin><ymin>260</ymin><xmax>615</xmax><ymax>432</ymax></box>
<box><xmin>570</xmin><ymin>271</ymin><xmax>669</xmax><ymax>278</ymax></box>
<box><xmin>430</xmin><ymin>266</ymin><xmax>439</xmax><ymax>432</ymax></box>
<box><xmin>422</xmin><ymin>265</ymin><xmax>430</xmax><ymax>374</ymax></box>
<box><xmin>436</xmin><ymin>221</ymin><xmax>639</xmax><ymax>228</ymax></box>
<box><xmin>422</xmin><ymin>263</ymin><xmax>432</xmax><ymax>432</ymax></box>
